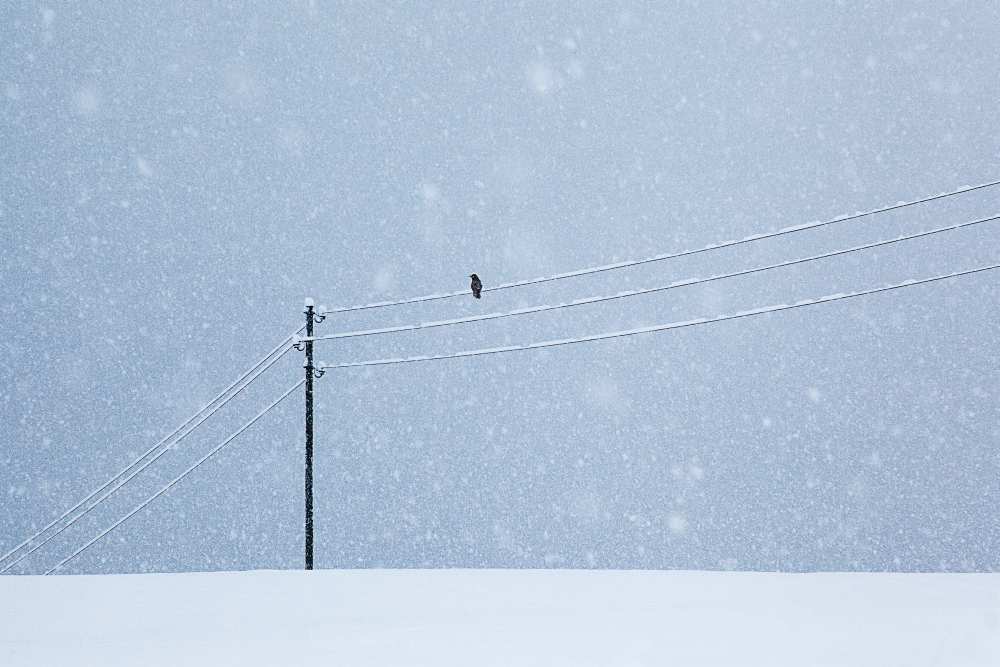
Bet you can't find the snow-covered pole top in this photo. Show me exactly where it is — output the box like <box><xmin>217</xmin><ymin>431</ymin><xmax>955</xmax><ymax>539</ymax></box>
<box><xmin>302</xmin><ymin>297</ymin><xmax>326</xmax><ymax>329</ymax></box>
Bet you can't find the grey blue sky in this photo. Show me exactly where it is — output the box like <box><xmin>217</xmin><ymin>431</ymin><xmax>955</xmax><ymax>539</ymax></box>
<box><xmin>2</xmin><ymin>2</ymin><xmax>998</xmax><ymax>574</ymax></box>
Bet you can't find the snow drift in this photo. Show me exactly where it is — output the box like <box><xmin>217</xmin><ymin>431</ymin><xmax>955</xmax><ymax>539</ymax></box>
<box><xmin>2</xmin><ymin>569</ymin><xmax>998</xmax><ymax>666</ymax></box>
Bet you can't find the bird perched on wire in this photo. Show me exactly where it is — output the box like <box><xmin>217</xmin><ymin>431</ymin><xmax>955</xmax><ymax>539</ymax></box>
<box><xmin>470</xmin><ymin>273</ymin><xmax>482</xmax><ymax>299</ymax></box>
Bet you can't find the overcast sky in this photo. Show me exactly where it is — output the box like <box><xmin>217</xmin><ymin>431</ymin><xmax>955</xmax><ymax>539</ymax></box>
<box><xmin>2</xmin><ymin>2</ymin><xmax>998</xmax><ymax>574</ymax></box>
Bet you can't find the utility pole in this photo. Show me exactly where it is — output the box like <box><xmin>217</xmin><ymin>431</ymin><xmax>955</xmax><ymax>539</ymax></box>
<box><xmin>301</xmin><ymin>298</ymin><xmax>324</xmax><ymax>570</ymax></box>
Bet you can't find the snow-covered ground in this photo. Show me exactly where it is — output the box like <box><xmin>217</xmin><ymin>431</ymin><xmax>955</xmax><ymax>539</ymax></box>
<box><xmin>2</xmin><ymin>569</ymin><xmax>998</xmax><ymax>666</ymax></box>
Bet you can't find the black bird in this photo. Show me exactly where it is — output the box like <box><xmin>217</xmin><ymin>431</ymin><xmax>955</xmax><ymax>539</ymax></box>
<box><xmin>470</xmin><ymin>273</ymin><xmax>482</xmax><ymax>299</ymax></box>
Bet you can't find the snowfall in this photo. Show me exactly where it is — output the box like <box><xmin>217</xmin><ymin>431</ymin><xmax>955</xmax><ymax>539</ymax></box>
<box><xmin>2</xmin><ymin>569</ymin><xmax>998</xmax><ymax>666</ymax></box>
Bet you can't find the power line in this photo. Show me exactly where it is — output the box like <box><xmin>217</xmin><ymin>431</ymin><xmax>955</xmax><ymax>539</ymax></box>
<box><xmin>322</xmin><ymin>179</ymin><xmax>1000</xmax><ymax>314</ymax></box>
<box><xmin>307</xmin><ymin>214</ymin><xmax>999</xmax><ymax>343</ymax></box>
<box><xmin>45</xmin><ymin>378</ymin><xmax>305</xmax><ymax>575</ymax></box>
<box><xmin>1</xmin><ymin>344</ymin><xmax>295</xmax><ymax>574</ymax></box>
<box><xmin>0</xmin><ymin>326</ymin><xmax>303</xmax><ymax>572</ymax></box>
<box><xmin>318</xmin><ymin>264</ymin><xmax>998</xmax><ymax>370</ymax></box>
